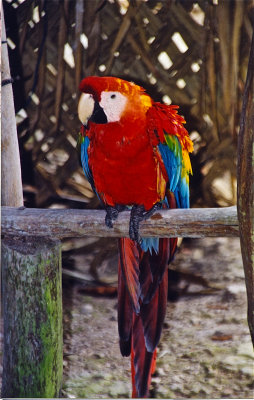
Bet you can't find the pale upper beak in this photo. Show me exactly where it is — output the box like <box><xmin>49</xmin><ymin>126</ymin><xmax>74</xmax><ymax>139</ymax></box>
<box><xmin>78</xmin><ymin>93</ymin><xmax>95</xmax><ymax>126</ymax></box>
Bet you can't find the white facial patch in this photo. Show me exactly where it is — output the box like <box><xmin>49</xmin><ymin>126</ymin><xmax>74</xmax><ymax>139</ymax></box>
<box><xmin>99</xmin><ymin>91</ymin><xmax>127</xmax><ymax>122</ymax></box>
<box><xmin>78</xmin><ymin>93</ymin><xmax>95</xmax><ymax>125</ymax></box>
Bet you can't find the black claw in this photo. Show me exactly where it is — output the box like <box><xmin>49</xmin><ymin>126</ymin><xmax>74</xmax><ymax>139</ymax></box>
<box><xmin>143</xmin><ymin>202</ymin><xmax>162</xmax><ymax>219</ymax></box>
<box><xmin>105</xmin><ymin>206</ymin><xmax>119</xmax><ymax>228</ymax></box>
<box><xmin>105</xmin><ymin>204</ymin><xmax>128</xmax><ymax>228</ymax></box>
<box><xmin>129</xmin><ymin>205</ymin><xmax>145</xmax><ymax>244</ymax></box>
<box><xmin>129</xmin><ymin>203</ymin><xmax>162</xmax><ymax>245</ymax></box>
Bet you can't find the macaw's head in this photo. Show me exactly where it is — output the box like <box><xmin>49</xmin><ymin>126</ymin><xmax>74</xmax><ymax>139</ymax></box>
<box><xmin>78</xmin><ymin>76</ymin><xmax>152</xmax><ymax>127</ymax></box>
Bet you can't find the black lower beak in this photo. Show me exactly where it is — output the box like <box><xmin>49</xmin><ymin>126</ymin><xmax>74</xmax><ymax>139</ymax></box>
<box><xmin>90</xmin><ymin>101</ymin><xmax>108</xmax><ymax>124</ymax></box>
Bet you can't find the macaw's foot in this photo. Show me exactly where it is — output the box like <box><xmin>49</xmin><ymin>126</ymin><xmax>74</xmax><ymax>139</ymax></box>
<box><xmin>129</xmin><ymin>203</ymin><xmax>162</xmax><ymax>245</ymax></box>
<box><xmin>142</xmin><ymin>202</ymin><xmax>162</xmax><ymax>220</ymax></box>
<box><xmin>105</xmin><ymin>205</ymin><xmax>127</xmax><ymax>228</ymax></box>
<box><xmin>129</xmin><ymin>205</ymin><xmax>145</xmax><ymax>245</ymax></box>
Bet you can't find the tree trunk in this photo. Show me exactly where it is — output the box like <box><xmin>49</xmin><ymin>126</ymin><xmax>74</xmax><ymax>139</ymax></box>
<box><xmin>1</xmin><ymin>237</ymin><xmax>63</xmax><ymax>398</ymax></box>
<box><xmin>237</xmin><ymin>29</ymin><xmax>254</xmax><ymax>345</ymax></box>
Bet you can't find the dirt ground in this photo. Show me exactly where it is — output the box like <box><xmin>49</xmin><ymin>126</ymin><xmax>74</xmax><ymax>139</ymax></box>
<box><xmin>62</xmin><ymin>237</ymin><xmax>254</xmax><ymax>399</ymax></box>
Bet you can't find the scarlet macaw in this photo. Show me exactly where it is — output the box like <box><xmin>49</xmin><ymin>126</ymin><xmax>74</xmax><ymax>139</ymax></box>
<box><xmin>77</xmin><ymin>76</ymin><xmax>193</xmax><ymax>398</ymax></box>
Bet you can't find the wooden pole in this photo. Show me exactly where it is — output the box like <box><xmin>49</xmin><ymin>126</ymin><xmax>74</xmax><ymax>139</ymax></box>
<box><xmin>1</xmin><ymin>206</ymin><xmax>239</xmax><ymax>239</ymax></box>
<box><xmin>237</xmin><ymin>29</ymin><xmax>254</xmax><ymax>345</ymax></box>
<box><xmin>1</xmin><ymin>237</ymin><xmax>63</xmax><ymax>398</ymax></box>
<box><xmin>1</xmin><ymin>9</ymin><xmax>63</xmax><ymax>396</ymax></box>
<box><xmin>1</xmin><ymin>11</ymin><xmax>23</xmax><ymax>207</ymax></box>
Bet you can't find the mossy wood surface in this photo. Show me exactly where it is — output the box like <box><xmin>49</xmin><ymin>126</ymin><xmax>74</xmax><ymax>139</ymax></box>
<box><xmin>1</xmin><ymin>237</ymin><xmax>63</xmax><ymax>398</ymax></box>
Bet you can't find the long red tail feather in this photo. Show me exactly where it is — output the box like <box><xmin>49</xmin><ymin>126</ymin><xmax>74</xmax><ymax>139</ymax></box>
<box><xmin>118</xmin><ymin>192</ymin><xmax>178</xmax><ymax>398</ymax></box>
<box><xmin>131</xmin><ymin>347</ymin><xmax>157</xmax><ymax>398</ymax></box>
<box><xmin>118</xmin><ymin>237</ymin><xmax>172</xmax><ymax>398</ymax></box>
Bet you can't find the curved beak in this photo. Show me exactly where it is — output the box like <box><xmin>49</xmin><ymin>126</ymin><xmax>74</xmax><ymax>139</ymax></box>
<box><xmin>78</xmin><ymin>93</ymin><xmax>107</xmax><ymax>126</ymax></box>
<box><xmin>78</xmin><ymin>93</ymin><xmax>94</xmax><ymax>126</ymax></box>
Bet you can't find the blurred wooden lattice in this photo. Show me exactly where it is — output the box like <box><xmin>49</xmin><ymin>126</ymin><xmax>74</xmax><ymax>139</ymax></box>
<box><xmin>4</xmin><ymin>0</ymin><xmax>253</xmax><ymax>208</ymax></box>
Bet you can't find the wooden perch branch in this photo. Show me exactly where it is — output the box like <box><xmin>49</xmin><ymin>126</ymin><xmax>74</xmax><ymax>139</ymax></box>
<box><xmin>2</xmin><ymin>206</ymin><xmax>238</xmax><ymax>239</ymax></box>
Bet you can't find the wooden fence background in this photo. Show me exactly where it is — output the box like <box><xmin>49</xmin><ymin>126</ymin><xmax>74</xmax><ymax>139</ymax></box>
<box><xmin>4</xmin><ymin>0</ymin><xmax>253</xmax><ymax>209</ymax></box>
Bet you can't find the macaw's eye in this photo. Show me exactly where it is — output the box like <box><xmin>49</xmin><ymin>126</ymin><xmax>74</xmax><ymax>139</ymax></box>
<box><xmin>100</xmin><ymin>91</ymin><xmax>127</xmax><ymax>122</ymax></box>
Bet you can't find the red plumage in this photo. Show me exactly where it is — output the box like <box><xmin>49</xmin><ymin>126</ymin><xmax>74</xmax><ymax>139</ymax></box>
<box><xmin>78</xmin><ymin>76</ymin><xmax>193</xmax><ymax>398</ymax></box>
<box><xmin>86</xmin><ymin>118</ymin><xmax>160</xmax><ymax>209</ymax></box>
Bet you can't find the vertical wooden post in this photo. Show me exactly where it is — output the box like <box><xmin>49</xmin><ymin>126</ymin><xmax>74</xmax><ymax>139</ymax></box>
<box><xmin>1</xmin><ymin>11</ymin><xmax>23</xmax><ymax>207</ymax></box>
<box><xmin>1</xmin><ymin>9</ymin><xmax>63</xmax><ymax>396</ymax></box>
<box><xmin>1</xmin><ymin>237</ymin><xmax>63</xmax><ymax>398</ymax></box>
<box><xmin>237</xmin><ymin>29</ymin><xmax>254</xmax><ymax>345</ymax></box>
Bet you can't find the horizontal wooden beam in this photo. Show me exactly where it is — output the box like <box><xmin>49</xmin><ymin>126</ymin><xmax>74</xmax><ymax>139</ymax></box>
<box><xmin>2</xmin><ymin>206</ymin><xmax>238</xmax><ymax>239</ymax></box>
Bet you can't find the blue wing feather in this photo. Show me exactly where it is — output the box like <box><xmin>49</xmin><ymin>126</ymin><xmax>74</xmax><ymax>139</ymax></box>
<box><xmin>158</xmin><ymin>143</ymin><xmax>181</xmax><ymax>193</ymax></box>
<box><xmin>81</xmin><ymin>136</ymin><xmax>93</xmax><ymax>184</ymax></box>
<box><xmin>80</xmin><ymin>136</ymin><xmax>103</xmax><ymax>203</ymax></box>
<box><xmin>158</xmin><ymin>140</ymin><xmax>189</xmax><ymax>210</ymax></box>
